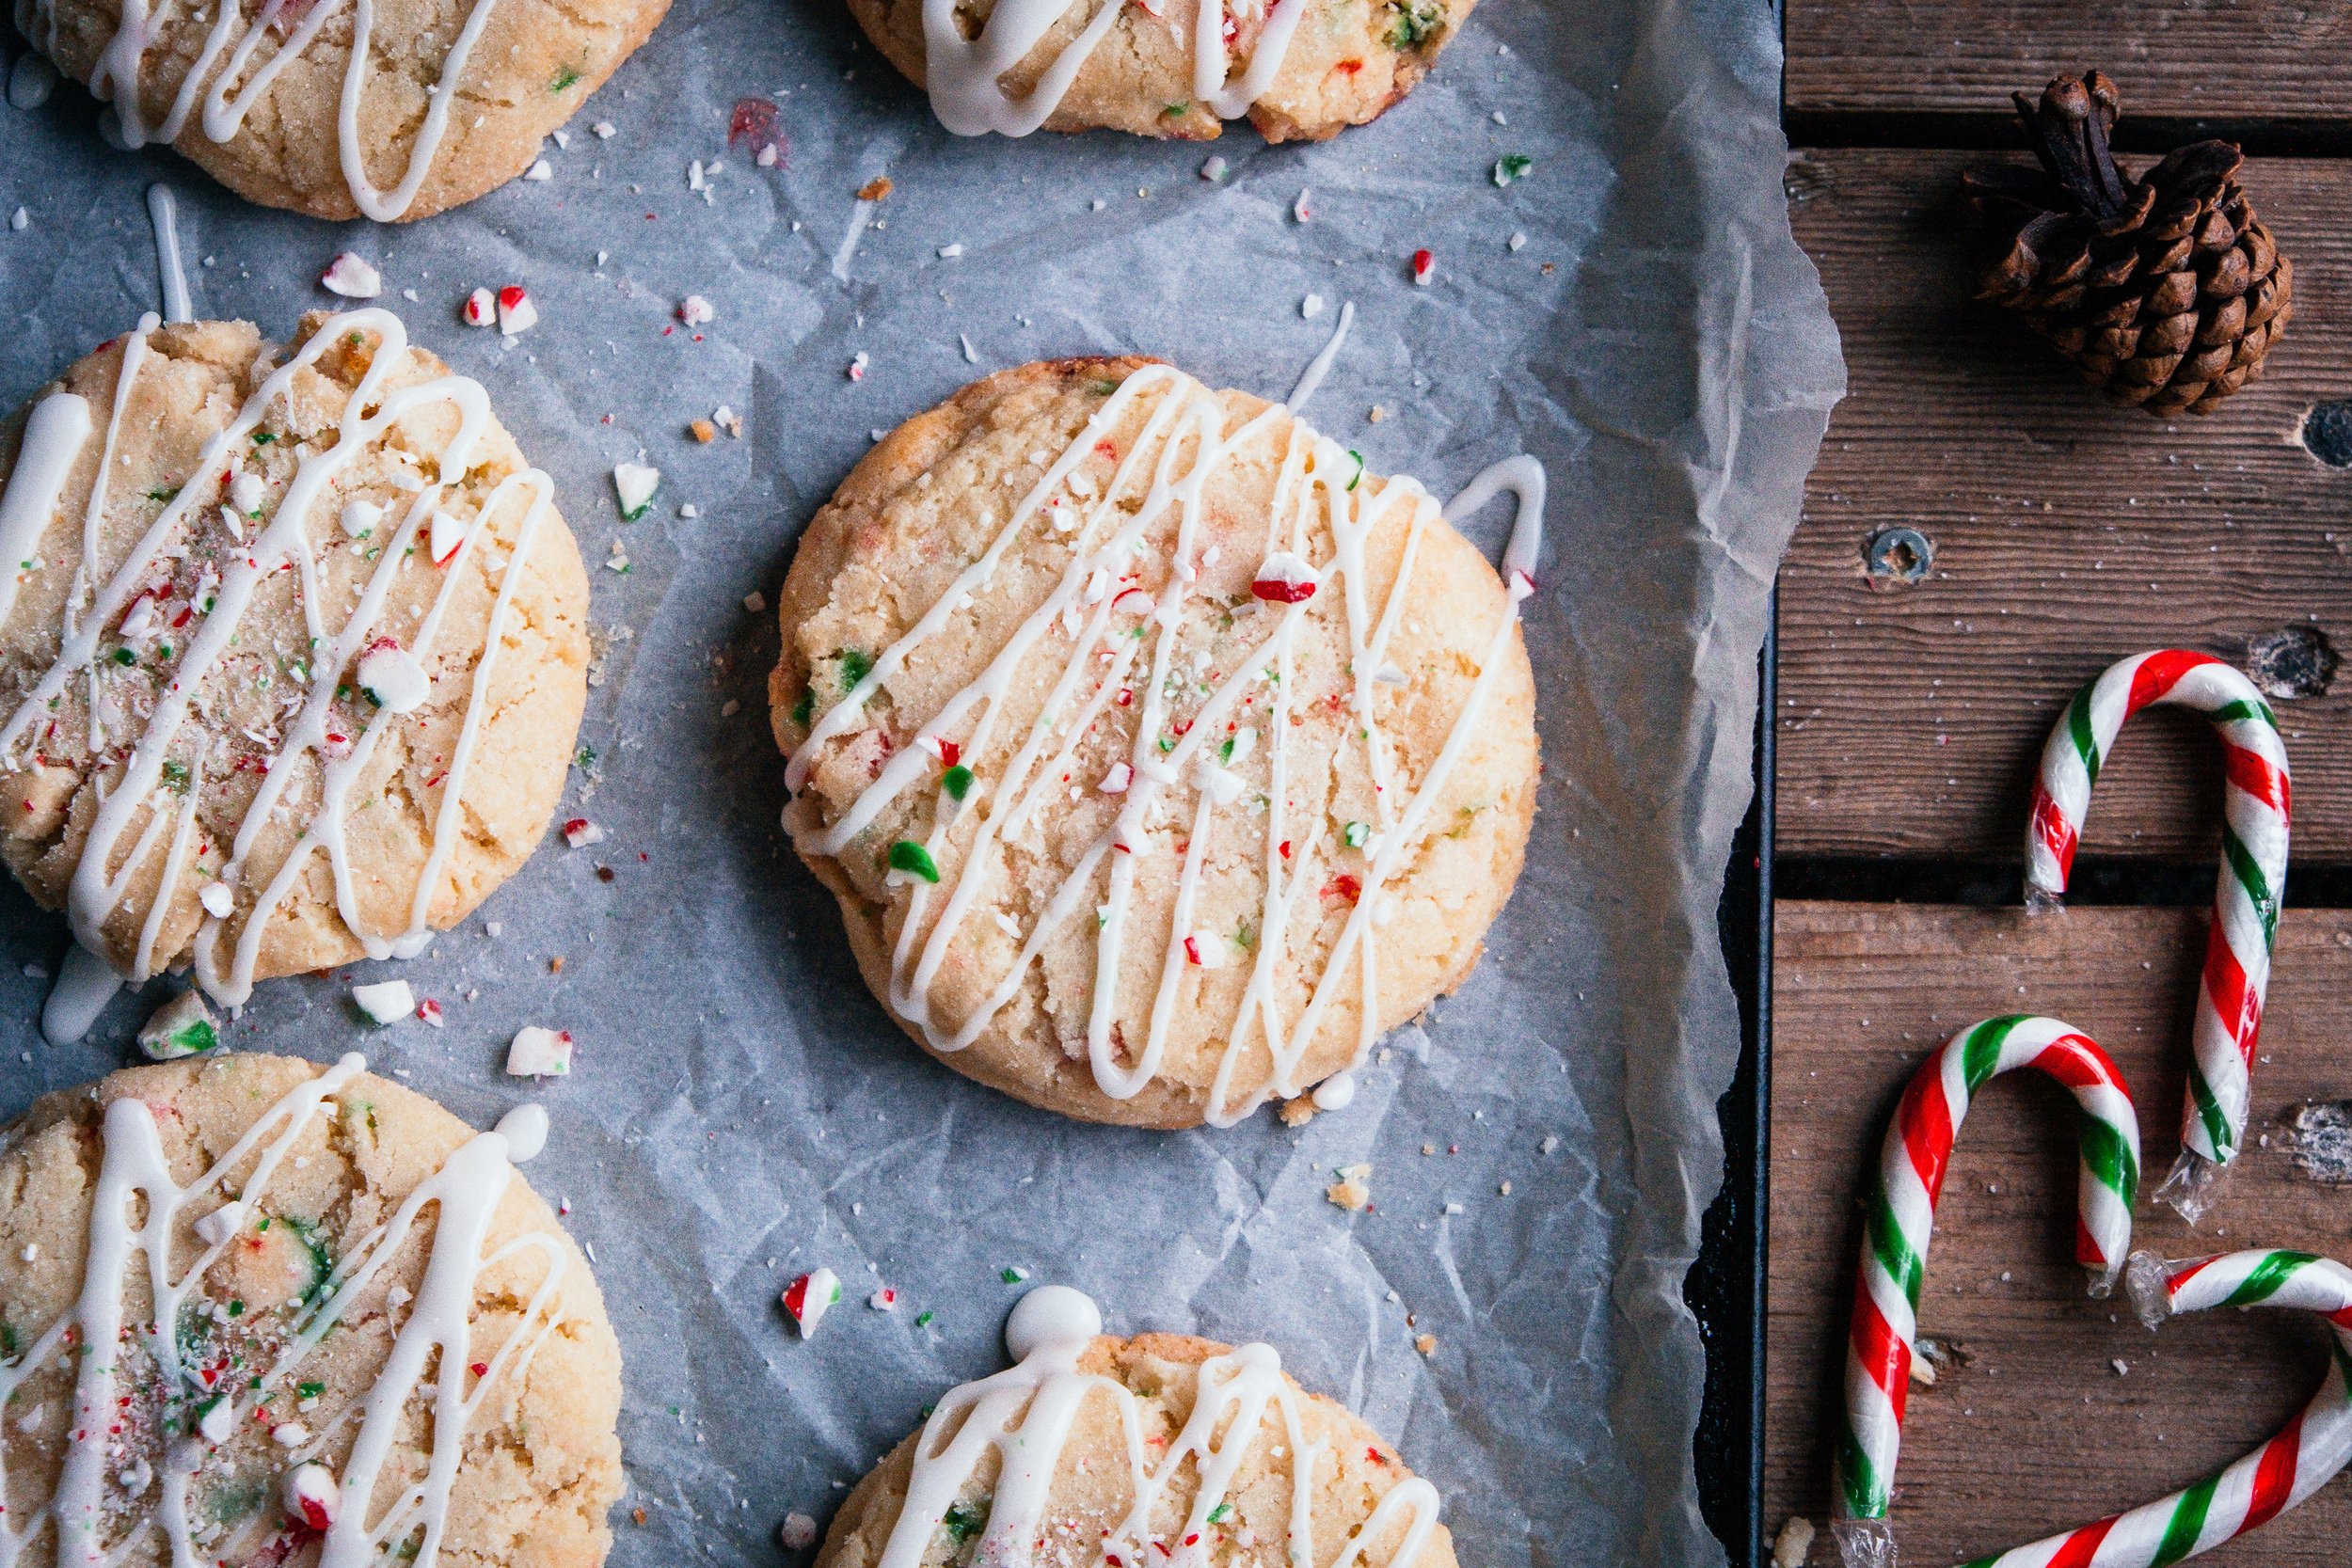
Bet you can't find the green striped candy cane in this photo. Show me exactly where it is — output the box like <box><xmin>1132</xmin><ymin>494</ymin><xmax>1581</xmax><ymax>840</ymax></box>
<box><xmin>1953</xmin><ymin>1249</ymin><xmax>2352</xmax><ymax>1568</ymax></box>
<box><xmin>1834</xmin><ymin>1017</ymin><xmax>2140</xmax><ymax>1568</ymax></box>
<box><xmin>2026</xmin><ymin>649</ymin><xmax>2290</xmax><ymax>1222</ymax></box>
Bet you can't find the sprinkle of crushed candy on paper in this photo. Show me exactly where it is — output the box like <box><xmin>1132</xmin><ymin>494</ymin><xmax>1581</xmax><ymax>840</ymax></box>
<box><xmin>1508</xmin><ymin>232</ymin><xmax>1528</xmax><ymax>253</ymax></box>
<box><xmin>506</xmin><ymin>1025</ymin><xmax>574</xmax><ymax>1077</ymax></box>
<box><xmin>677</xmin><ymin>294</ymin><xmax>714</xmax><ymax>326</ymax></box>
<box><xmin>320</xmin><ymin>252</ymin><xmax>382</xmax><ymax>298</ymax></box>
<box><xmin>1200</xmin><ymin>155</ymin><xmax>1227</xmax><ymax>182</ymax></box>
<box><xmin>1541</xmin><ymin>1133</ymin><xmax>1560</xmax><ymax>1154</ymax></box>
<box><xmin>938</xmin><ymin>243</ymin><xmax>963</xmax><ymax>259</ymax></box>
<box><xmin>848</xmin><ymin>351</ymin><xmax>869</xmax><ymax>381</ymax></box>
<box><xmin>593</xmin><ymin>120</ymin><xmax>615</xmax><ymax>137</ymax></box>
<box><xmin>868</xmin><ymin>1287</ymin><xmax>898</xmax><ymax>1310</ymax></box>
<box><xmin>138</xmin><ymin>990</ymin><xmax>218</xmax><ymax>1060</ymax></box>
<box><xmin>417</xmin><ymin>998</ymin><xmax>445</xmax><ymax>1027</ymax></box>
<box><xmin>1000</xmin><ymin>1265</ymin><xmax>1028</xmax><ymax>1284</ymax></box>
<box><xmin>1293</xmin><ymin>189</ymin><xmax>1312</xmax><ymax>222</ymax></box>
<box><xmin>613</xmin><ymin>462</ymin><xmax>660</xmax><ymax>519</ymax></box>
<box><xmin>606</xmin><ymin>540</ymin><xmax>631</xmax><ymax>574</ymax></box>
<box><xmin>351</xmin><ymin>979</ymin><xmax>414</xmax><ymax>1025</ymax></box>
<box><xmin>714</xmin><ymin>404</ymin><xmax>741</xmax><ymax>436</ymax></box>
<box><xmin>1325</xmin><ymin>1164</ymin><xmax>1372</xmax><ymax>1211</ymax></box>
<box><xmin>1492</xmin><ymin>153</ymin><xmax>1533</xmax><ymax>187</ymax></box>
<box><xmin>1410</xmin><ymin>249</ymin><xmax>1435</xmax><ymax>286</ymax></box>
<box><xmin>523</xmin><ymin>159</ymin><xmax>552</xmax><ymax>182</ymax></box>
<box><xmin>462</xmin><ymin>288</ymin><xmax>495</xmax><ymax>326</ymax></box>
<box><xmin>496</xmin><ymin>285</ymin><xmax>537</xmax><ymax>336</ymax></box>
<box><xmin>783</xmin><ymin>1268</ymin><xmax>841</xmax><ymax>1337</ymax></box>
<box><xmin>1302</xmin><ymin>293</ymin><xmax>1325</xmax><ymax>319</ymax></box>
<box><xmin>564</xmin><ymin>818</ymin><xmax>606</xmax><ymax>848</ymax></box>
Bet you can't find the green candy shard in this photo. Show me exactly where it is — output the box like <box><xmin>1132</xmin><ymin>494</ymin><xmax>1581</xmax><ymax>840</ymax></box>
<box><xmin>889</xmin><ymin>841</ymin><xmax>941</xmax><ymax>883</ymax></box>
<box><xmin>943</xmin><ymin>765</ymin><xmax>974</xmax><ymax>801</ymax></box>
<box><xmin>790</xmin><ymin>690</ymin><xmax>815</xmax><ymax>727</ymax></box>
<box><xmin>1493</xmin><ymin>154</ymin><xmax>1534</xmax><ymax>187</ymax></box>
<box><xmin>838</xmin><ymin>648</ymin><xmax>875</xmax><ymax>690</ymax></box>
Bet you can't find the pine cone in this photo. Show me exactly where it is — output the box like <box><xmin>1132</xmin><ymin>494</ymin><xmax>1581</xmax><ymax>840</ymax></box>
<box><xmin>1963</xmin><ymin>71</ymin><xmax>2292</xmax><ymax>416</ymax></box>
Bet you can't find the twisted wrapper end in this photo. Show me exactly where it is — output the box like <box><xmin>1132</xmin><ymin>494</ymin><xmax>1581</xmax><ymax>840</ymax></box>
<box><xmin>2022</xmin><ymin>883</ymin><xmax>2066</xmax><ymax>915</ymax></box>
<box><xmin>2155</xmin><ymin>1148</ymin><xmax>2222</xmax><ymax>1224</ymax></box>
<box><xmin>2123</xmin><ymin>1249</ymin><xmax>2175</xmax><ymax>1331</ymax></box>
<box><xmin>1833</xmin><ymin>1515</ymin><xmax>1899</xmax><ymax>1568</ymax></box>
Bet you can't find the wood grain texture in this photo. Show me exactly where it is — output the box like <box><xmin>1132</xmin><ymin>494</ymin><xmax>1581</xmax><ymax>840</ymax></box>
<box><xmin>1785</xmin><ymin>1</ymin><xmax>2352</xmax><ymax>136</ymax></box>
<box><xmin>1766</xmin><ymin>901</ymin><xmax>2352</xmax><ymax>1566</ymax></box>
<box><xmin>1777</xmin><ymin>149</ymin><xmax>2352</xmax><ymax>861</ymax></box>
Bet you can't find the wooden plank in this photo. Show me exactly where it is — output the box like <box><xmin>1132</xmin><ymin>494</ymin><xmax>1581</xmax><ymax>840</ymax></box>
<box><xmin>1785</xmin><ymin>1</ymin><xmax>2352</xmax><ymax>141</ymax></box>
<box><xmin>1766</xmin><ymin>901</ymin><xmax>2352</xmax><ymax>1565</ymax></box>
<box><xmin>1776</xmin><ymin>148</ymin><xmax>2352</xmax><ymax>862</ymax></box>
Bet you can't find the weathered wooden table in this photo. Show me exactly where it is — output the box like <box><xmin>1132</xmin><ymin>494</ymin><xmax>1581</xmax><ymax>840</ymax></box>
<box><xmin>1764</xmin><ymin>6</ymin><xmax>2352</xmax><ymax>1564</ymax></box>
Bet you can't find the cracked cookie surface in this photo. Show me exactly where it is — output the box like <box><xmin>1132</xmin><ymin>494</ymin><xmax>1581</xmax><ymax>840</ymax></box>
<box><xmin>770</xmin><ymin>358</ymin><xmax>1537</xmax><ymax>1128</ymax></box>
<box><xmin>0</xmin><ymin>1052</ymin><xmax>624</xmax><ymax>1568</ymax></box>
<box><xmin>0</xmin><ymin>313</ymin><xmax>588</xmax><ymax>1001</ymax></box>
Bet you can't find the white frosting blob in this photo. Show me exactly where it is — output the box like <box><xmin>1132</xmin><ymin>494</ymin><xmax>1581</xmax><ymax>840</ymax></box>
<box><xmin>495</xmin><ymin>1102</ymin><xmax>548</xmax><ymax>1163</ymax></box>
<box><xmin>1004</xmin><ymin>1284</ymin><xmax>1102</xmax><ymax>1360</ymax></box>
<box><xmin>1311</xmin><ymin>1070</ymin><xmax>1357</xmax><ymax>1111</ymax></box>
<box><xmin>41</xmin><ymin>941</ymin><xmax>124</xmax><ymax>1047</ymax></box>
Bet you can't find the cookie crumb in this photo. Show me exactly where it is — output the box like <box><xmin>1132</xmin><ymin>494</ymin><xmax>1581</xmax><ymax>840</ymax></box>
<box><xmin>1325</xmin><ymin>1164</ymin><xmax>1373</xmax><ymax>1212</ymax></box>
<box><xmin>857</xmin><ymin>176</ymin><xmax>893</xmax><ymax>201</ymax></box>
<box><xmin>780</xmin><ymin>1512</ymin><xmax>819</xmax><ymax>1550</ymax></box>
<box><xmin>690</xmin><ymin>419</ymin><xmax>717</xmax><ymax>444</ymax></box>
<box><xmin>1413</xmin><ymin>1332</ymin><xmax>1437</xmax><ymax>1357</ymax></box>
<box><xmin>1278</xmin><ymin>1095</ymin><xmax>1317</xmax><ymax>1128</ymax></box>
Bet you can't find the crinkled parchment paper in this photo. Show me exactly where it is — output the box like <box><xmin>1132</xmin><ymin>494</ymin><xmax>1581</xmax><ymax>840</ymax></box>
<box><xmin>0</xmin><ymin>0</ymin><xmax>1841</xmax><ymax>1560</ymax></box>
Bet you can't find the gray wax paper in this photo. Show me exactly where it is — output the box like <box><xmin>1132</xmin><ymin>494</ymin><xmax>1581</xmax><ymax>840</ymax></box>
<box><xmin>0</xmin><ymin>0</ymin><xmax>1842</xmax><ymax>1561</ymax></box>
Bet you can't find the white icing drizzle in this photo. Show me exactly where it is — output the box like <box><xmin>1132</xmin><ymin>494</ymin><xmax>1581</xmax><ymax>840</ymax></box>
<box><xmin>1284</xmin><ymin>300</ymin><xmax>1355</xmax><ymax>413</ymax></box>
<box><xmin>0</xmin><ymin>309</ymin><xmax>553</xmax><ymax>1019</ymax></box>
<box><xmin>921</xmin><ymin>0</ymin><xmax>1314</xmax><ymax>136</ymax></box>
<box><xmin>18</xmin><ymin>0</ymin><xmax>513</xmax><ymax>221</ymax></box>
<box><xmin>784</xmin><ymin>367</ymin><xmax>1544</xmax><ymax>1122</ymax></box>
<box><xmin>144</xmin><ymin>184</ymin><xmax>191</xmax><ymax>325</ymax></box>
<box><xmin>882</xmin><ymin>1287</ymin><xmax>1440</xmax><ymax>1568</ymax></box>
<box><xmin>0</xmin><ymin>1054</ymin><xmax>565</xmax><ymax>1568</ymax></box>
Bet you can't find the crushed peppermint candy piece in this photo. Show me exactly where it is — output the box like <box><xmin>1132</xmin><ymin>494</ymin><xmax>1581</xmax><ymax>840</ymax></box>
<box><xmin>563</xmin><ymin>817</ymin><xmax>606</xmax><ymax>848</ymax></box>
<box><xmin>138</xmin><ymin>991</ymin><xmax>219</xmax><ymax>1059</ymax></box>
<box><xmin>281</xmin><ymin>1464</ymin><xmax>340</xmax><ymax>1530</ymax></box>
<box><xmin>319</xmin><ymin>252</ymin><xmax>382</xmax><ymax>298</ymax></box>
<box><xmin>999</xmin><ymin>1265</ymin><xmax>1028</xmax><ymax>1284</ymax></box>
<box><xmin>462</xmin><ymin>288</ymin><xmax>496</xmax><ymax>326</ymax></box>
<box><xmin>429</xmin><ymin>509</ymin><xmax>468</xmax><ymax>565</ymax></box>
<box><xmin>847</xmin><ymin>351</ymin><xmax>869</xmax><ymax>382</ymax></box>
<box><xmin>677</xmin><ymin>294</ymin><xmax>714</xmax><ymax>326</ymax></box>
<box><xmin>523</xmin><ymin>158</ymin><xmax>552</xmax><ymax>182</ymax></box>
<box><xmin>593</xmin><ymin>120</ymin><xmax>616</xmax><ymax>137</ymax></box>
<box><xmin>1302</xmin><ymin>293</ymin><xmax>1325</xmax><ymax>319</ymax></box>
<box><xmin>417</xmin><ymin>997</ymin><xmax>445</xmax><ymax>1027</ymax></box>
<box><xmin>1182</xmin><ymin>928</ymin><xmax>1228</xmax><ymax>969</ymax></box>
<box><xmin>496</xmin><ymin>285</ymin><xmax>537</xmax><ymax>336</ymax></box>
<box><xmin>351</xmin><ymin>979</ymin><xmax>415</xmax><ymax>1025</ymax></box>
<box><xmin>1099</xmin><ymin>762</ymin><xmax>1132</xmax><ymax>794</ymax></box>
<box><xmin>1293</xmin><ymin>188</ymin><xmax>1313</xmax><ymax>222</ymax></box>
<box><xmin>230</xmin><ymin>472</ymin><xmax>266</xmax><ymax>516</ymax></box>
<box><xmin>868</xmin><ymin>1286</ymin><xmax>898</xmax><ymax>1310</ymax></box>
<box><xmin>937</xmin><ymin>243</ymin><xmax>963</xmax><ymax>259</ymax></box>
<box><xmin>783</xmin><ymin>1267</ymin><xmax>840</xmax><ymax>1338</ymax></box>
<box><xmin>612</xmin><ymin>463</ymin><xmax>660</xmax><ymax>520</ymax></box>
<box><xmin>1250</xmin><ymin>551</ymin><xmax>1316</xmax><ymax>603</ymax></box>
<box><xmin>1410</xmin><ymin>249</ymin><xmax>1436</xmax><ymax>286</ymax></box>
<box><xmin>780</xmin><ymin>1513</ymin><xmax>820</xmax><ymax>1551</ymax></box>
<box><xmin>194</xmin><ymin>1201</ymin><xmax>244</xmax><ymax>1245</ymax></box>
<box><xmin>339</xmin><ymin>498</ymin><xmax>382</xmax><ymax>538</ymax></box>
<box><xmin>199</xmin><ymin>881</ymin><xmax>234</xmax><ymax>918</ymax></box>
<box><xmin>1492</xmin><ymin>153</ymin><xmax>1533</xmax><ymax>187</ymax></box>
<box><xmin>1200</xmin><ymin>155</ymin><xmax>1228</xmax><ymax>182</ymax></box>
<box><xmin>357</xmin><ymin>640</ymin><xmax>429</xmax><ymax>714</ymax></box>
<box><xmin>506</xmin><ymin>1025</ymin><xmax>574</xmax><ymax>1077</ymax></box>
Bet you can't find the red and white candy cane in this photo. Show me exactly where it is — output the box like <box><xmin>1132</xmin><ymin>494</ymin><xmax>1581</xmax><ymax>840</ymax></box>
<box><xmin>2026</xmin><ymin>649</ymin><xmax>2290</xmax><ymax>1222</ymax></box>
<box><xmin>1953</xmin><ymin>1248</ymin><xmax>2352</xmax><ymax>1568</ymax></box>
<box><xmin>1835</xmin><ymin>1016</ymin><xmax>2140</xmax><ymax>1568</ymax></box>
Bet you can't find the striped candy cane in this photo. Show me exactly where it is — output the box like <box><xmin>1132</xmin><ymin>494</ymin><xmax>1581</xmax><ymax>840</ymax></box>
<box><xmin>2025</xmin><ymin>649</ymin><xmax>2290</xmax><ymax>1222</ymax></box>
<box><xmin>1835</xmin><ymin>1017</ymin><xmax>2140</xmax><ymax>1568</ymax></box>
<box><xmin>1955</xmin><ymin>1249</ymin><xmax>2352</xmax><ymax>1568</ymax></box>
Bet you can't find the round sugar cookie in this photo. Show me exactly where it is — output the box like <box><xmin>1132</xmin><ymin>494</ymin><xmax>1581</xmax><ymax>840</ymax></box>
<box><xmin>0</xmin><ymin>1051</ymin><xmax>624</xmax><ymax>1568</ymax></box>
<box><xmin>848</xmin><ymin>0</ymin><xmax>1475</xmax><ymax>142</ymax></box>
<box><xmin>817</xmin><ymin>1286</ymin><xmax>1457</xmax><ymax>1568</ymax></box>
<box><xmin>769</xmin><ymin>357</ymin><xmax>1540</xmax><ymax>1129</ymax></box>
<box><xmin>20</xmin><ymin>0</ymin><xmax>670</xmax><ymax>220</ymax></box>
<box><xmin>0</xmin><ymin>311</ymin><xmax>590</xmax><ymax>1011</ymax></box>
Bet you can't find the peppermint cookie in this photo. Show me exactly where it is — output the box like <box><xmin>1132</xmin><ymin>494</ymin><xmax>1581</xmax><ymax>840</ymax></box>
<box><xmin>770</xmin><ymin>358</ymin><xmax>1540</xmax><ymax>1128</ymax></box>
<box><xmin>19</xmin><ymin>0</ymin><xmax>668</xmax><ymax>220</ymax></box>
<box><xmin>818</xmin><ymin>1287</ymin><xmax>1455</xmax><ymax>1568</ymax></box>
<box><xmin>0</xmin><ymin>311</ymin><xmax>589</xmax><ymax>1021</ymax></box>
<box><xmin>849</xmin><ymin>0</ymin><xmax>1474</xmax><ymax>140</ymax></box>
<box><xmin>0</xmin><ymin>1051</ymin><xmax>624</xmax><ymax>1567</ymax></box>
